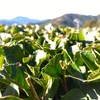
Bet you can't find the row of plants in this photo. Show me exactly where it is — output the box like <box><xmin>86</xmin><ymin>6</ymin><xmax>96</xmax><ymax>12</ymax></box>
<box><xmin>0</xmin><ymin>24</ymin><xmax>100</xmax><ymax>100</ymax></box>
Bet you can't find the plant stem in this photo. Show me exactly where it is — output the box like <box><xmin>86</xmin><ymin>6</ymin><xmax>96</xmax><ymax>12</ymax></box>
<box><xmin>63</xmin><ymin>70</ymin><xmax>68</xmax><ymax>92</ymax></box>
<box><xmin>65</xmin><ymin>75</ymin><xmax>100</xmax><ymax>83</ymax></box>
<box><xmin>26</xmin><ymin>77</ymin><xmax>40</xmax><ymax>100</ymax></box>
<box><xmin>41</xmin><ymin>89</ymin><xmax>46</xmax><ymax>100</ymax></box>
<box><xmin>59</xmin><ymin>60</ymin><xmax>68</xmax><ymax>92</ymax></box>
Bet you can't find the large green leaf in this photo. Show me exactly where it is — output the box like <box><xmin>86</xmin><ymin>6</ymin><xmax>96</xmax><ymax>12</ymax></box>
<box><xmin>82</xmin><ymin>82</ymin><xmax>100</xmax><ymax>99</ymax></box>
<box><xmin>62</xmin><ymin>49</ymin><xmax>81</xmax><ymax>72</ymax></box>
<box><xmin>42</xmin><ymin>54</ymin><xmax>63</xmax><ymax>77</ymax></box>
<box><xmin>81</xmin><ymin>51</ymin><xmax>98</xmax><ymax>71</ymax></box>
<box><xmin>77</xmin><ymin>30</ymin><xmax>85</xmax><ymax>41</ymax></box>
<box><xmin>22</xmin><ymin>41</ymin><xmax>34</xmax><ymax>55</ymax></box>
<box><xmin>36</xmin><ymin>37</ymin><xmax>45</xmax><ymax>46</ymax></box>
<box><xmin>61</xmin><ymin>88</ymin><xmax>87</xmax><ymax>100</ymax></box>
<box><xmin>4</xmin><ymin>45</ymin><xmax>24</xmax><ymax>63</ymax></box>
<box><xmin>0</xmin><ymin>66</ymin><xmax>30</xmax><ymax>96</ymax></box>
<box><xmin>0</xmin><ymin>69</ymin><xmax>12</xmax><ymax>85</ymax></box>
<box><xmin>10</xmin><ymin>45</ymin><xmax>24</xmax><ymax>62</ymax></box>
<box><xmin>11</xmin><ymin>26</ymin><xmax>23</xmax><ymax>34</ymax></box>
<box><xmin>27</xmin><ymin>64</ymin><xmax>40</xmax><ymax>77</ymax></box>
<box><xmin>4</xmin><ymin>47</ymin><xmax>17</xmax><ymax>63</ymax></box>
<box><xmin>15</xmin><ymin>67</ymin><xmax>29</xmax><ymax>89</ymax></box>
<box><xmin>5</xmin><ymin>65</ymin><xmax>16</xmax><ymax>79</ymax></box>
<box><xmin>74</xmin><ymin>51</ymin><xmax>84</xmax><ymax>66</ymax></box>
<box><xmin>13</xmin><ymin>33</ymin><xmax>24</xmax><ymax>40</ymax></box>
<box><xmin>3</xmin><ymin>83</ymin><xmax>19</xmax><ymax>97</ymax></box>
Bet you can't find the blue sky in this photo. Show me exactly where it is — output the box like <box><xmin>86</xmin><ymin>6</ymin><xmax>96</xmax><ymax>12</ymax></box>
<box><xmin>0</xmin><ymin>0</ymin><xmax>100</xmax><ymax>20</ymax></box>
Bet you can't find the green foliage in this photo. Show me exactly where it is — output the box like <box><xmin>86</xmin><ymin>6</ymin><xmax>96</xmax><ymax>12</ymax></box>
<box><xmin>0</xmin><ymin>24</ymin><xmax>100</xmax><ymax>100</ymax></box>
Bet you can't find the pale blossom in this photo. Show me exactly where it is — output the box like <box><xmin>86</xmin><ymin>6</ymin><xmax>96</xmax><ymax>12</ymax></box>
<box><xmin>0</xmin><ymin>33</ymin><xmax>11</xmax><ymax>41</ymax></box>
<box><xmin>35</xmin><ymin>50</ymin><xmax>47</xmax><ymax>65</ymax></box>
<box><xmin>35</xmin><ymin>24</ymin><xmax>40</xmax><ymax>32</ymax></box>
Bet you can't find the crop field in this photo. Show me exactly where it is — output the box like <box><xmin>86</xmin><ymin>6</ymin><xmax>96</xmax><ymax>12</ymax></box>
<box><xmin>0</xmin><ymin>23</ymin><xmax>100</xmax><ymax>100</ymax></box>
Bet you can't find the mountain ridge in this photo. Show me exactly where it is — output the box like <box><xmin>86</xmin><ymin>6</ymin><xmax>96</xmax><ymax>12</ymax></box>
<box><xmin>0</xmin><ymin>16</ymin><xmax>44</xmax><ymax>25</ymax></box>
<box><xmin>0</xmin><ymin>13</ymin><xmax>99</xmax><ymax>27</ymax></box>
<box><xmin>37</xmin><ymin>13</ymin><xmax>99</xmax><ymax>27</ymax></box>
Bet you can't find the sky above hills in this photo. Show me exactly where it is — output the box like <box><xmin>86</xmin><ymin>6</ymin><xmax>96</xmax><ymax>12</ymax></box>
<box><xmin>0</xmin><ymin>0</ymin><xmax>100</xmax><ymax>20</ymax></box>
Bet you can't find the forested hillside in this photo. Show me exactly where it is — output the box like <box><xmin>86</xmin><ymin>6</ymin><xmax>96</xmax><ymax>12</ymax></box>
<box><xmin>37</xmin><ymin>13</ymin><xmax>99</xmax><ymax>27</ymax></box>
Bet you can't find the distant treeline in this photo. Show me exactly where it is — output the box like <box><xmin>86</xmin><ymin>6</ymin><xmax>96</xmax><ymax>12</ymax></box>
<box><xmin>83</xmin><ymin>18</ymin><xmax>100</xmax><ymax>28</ymax></box>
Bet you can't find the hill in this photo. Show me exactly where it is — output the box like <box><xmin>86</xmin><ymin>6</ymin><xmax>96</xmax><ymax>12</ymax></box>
<box><xmin>0</xmin><ymin>14</ymin><xmax>99</xmax><ymax>27</ymax></box>
<box><xmin>38</xmin><ymin>13</ymin><xmax>99</xmax><ymax>27</ymax></box>
<box><xmin>0</xmin><ymin>16</ymin><xmax>44</xmax><ymax>25</ymax></box>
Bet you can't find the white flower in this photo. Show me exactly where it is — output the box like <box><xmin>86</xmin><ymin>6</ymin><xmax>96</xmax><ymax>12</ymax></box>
<box><xmin>4</xmin><ymin>25</ymin><xmax>9</xmax><ymax>31</ymax></box>
<box><xmin>44</xmin><ymin>23</ymin><xmax>54</xmax><ymax>33</ymax></box>
<box><xmin>46</xmin><ymin>78</ymin><xmax>52</xmax><ymax>94</ymax></box>
<box><xmin>29</xmin><ymin>29</ymin><xmax>33</xmax><ymax>34</ymax></box>
<box><xmin>59</xmin><ymin>36</ymin><xmax>68</xmax><ymax>48</ymax></box>
<box><xmin>35</xmin><ymin>50</ymin><xmax>47</xmax><ymax>64</ymax></box>
<box><xmin>44</xmin><ymin>34</ymin><xmax>49</xmax><ymax>41</ymax></box>
<box><xmin>35</xmin><ymin>24</ymin><xmax>40</xmax><ymax>32</ymax></box>
<box><xmin>48</xmin><ymin>40</ymin><xmax>56</xmax><ymax>50</ymax></box>
<box><xmin>0</xmin><ymin>33</ymin><xmax>11</xmax><ymax>41</ymax></box>
<box><xmin>0</xmin><ymin>41</ymin><xmax>4</xmax><ymax>45</ymax></box>
<box><xmin>71</xmin><ymin>44</ymin><xmax>79</xmax><ymax>55</ymax></box>
<box><xmin>24</xmin><ymin>28</ymin><xmax>29</xmax><ymax>32</ymax></box>
<box><xmin>19</xmin><ymin>31</ymin><xmax>23</xmax><ymax>35</ymax></box>
<box><xmin>85</xmin><ymin>31</ymin><xmax>98</xmax><ymax>41</ymax></box>
<box><xmin>71</xmin><ymin>28</ymin><xmax>75</xmax><ymax>33</ymax></box>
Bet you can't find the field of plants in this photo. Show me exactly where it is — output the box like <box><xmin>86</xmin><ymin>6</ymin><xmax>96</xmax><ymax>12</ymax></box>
<box><xmin>0</xmin><ymin>23</ymin><xmax>100</xmax><ymax>100</ymax></box>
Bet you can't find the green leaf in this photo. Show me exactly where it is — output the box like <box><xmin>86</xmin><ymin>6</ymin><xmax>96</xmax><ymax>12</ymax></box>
<box><xmin>10</xmin><ymin>45</ymin><xmax>24</xmax><ymax>62</ymax></box>
<box><xmin>11</xmin><ymin>26</ymin><xmax>23</xmax><ymax>34</ymax></box>
<box><xmin>22</xmin><ymin>41</ymin><xmax>34</xmax><ymax>55</ymax></box>
<box><xmin>63</xmin><ymin>49</ymin><xmax>81</xmax><ymax>72</ymax></box>
<box><xmin>74</xmin><ymin>51</ymin><xmax>84</xmax><ymax>66</ymax></box>
<box><xmin>36</xmin><ymin>37</ymin><xmax>45</xmax><ymax>46</ymax></box>
<box><xmin>27</xmin><ymin>64</ymin><xmax>40</xmax><ymax>76</ymax></box>
<box><xmin>4</xmin><ymin>47</ymin><xmax>17</xmax><ymax>63</ymax></box>
<box><xmin>70</xmin><ymin>62</ymin><xmax>81</xmax><ymax>72</ymax></box>
<box><xmin>81</xmin><ymin>51</ymin><xmax>98</xmax><ymax>71</ymax></box>
<box><xmin>87</xmin><ymin>67</ymin><xmax>100</xmax><ymax>81</ymax></box>
<box><xmin>0</xmin><ymin>25</ymin><xmax>5</xmax><ymax>32</ymax></box>
<box><xmin>61</xmin><ymin>88</ymin><xmax>87</xmax><ymax>100</ymax></box>
<box><xmin>92</xmin><ymin>49</ymin><xmax>100</xmax><ymax>67</ymax></box>
<box><xmin>42</xmin><ymin>54</ymin><xmax>63</xmax><ymax>77</ymax></box>
<box><xmin>0</xmin><ymin>54</ymin><xmax>4</xmax><ymax>69</ymax></box>
<box><xmin>77</xmin><ymin>30</ymin><xmax>85</xmax><ymax>41</ymax></box>
<box><xmin>15</xmin><ymin>67</ymin><xmax>29</xmax><ymax>89</ymax></box>
<box><xmin>3</xmin><ymin>83</ymin><xmax>19</xmax><ymax>97</ymax></box>
<box><xmin>22</xmin><ymin>57</ymin><xmax>30</xmax><ymax>63</ymax></box>
<box><xmin>43</xmin><ymin>47</ymin><xmax>61</xmax><ymax>56</ymax></box>
<box><xmin>45</xmin><ymin>79</ymin><xmax>59</xmax><ymax>99</ymax></box>
<box><xmin>71</xmin><ymin>33</ymin><xmax>78</xmax><ymax>41</ymax></box>
<box><xmin>82</xmin><ymin>82</ymin><xmax>100</xmax><ymax>99</ymax></box>
<box><xmin>13</xmin><ymin>33</ymin><xmax>24</xmax><ymax>40</ymax></box>
<box><xmin>0</xmin><ymin>47</ymin><xmax>5</xmax><ymax>56</ymax></box>
<box><xmin>4</xmin><ymin>45</ymin><xmax>24</xmax><ymax>63</ymax></box>
<box><xmin>41</xmin><ymin>73</ymin><xmax>52</xmax><ymax>87</ymax></box>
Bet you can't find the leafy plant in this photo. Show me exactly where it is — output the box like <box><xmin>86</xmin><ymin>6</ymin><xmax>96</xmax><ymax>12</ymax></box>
<box><xmin>0</xmin><ymin>24</ymin><xmax>100</xmax><ymax>100</ymax></box>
